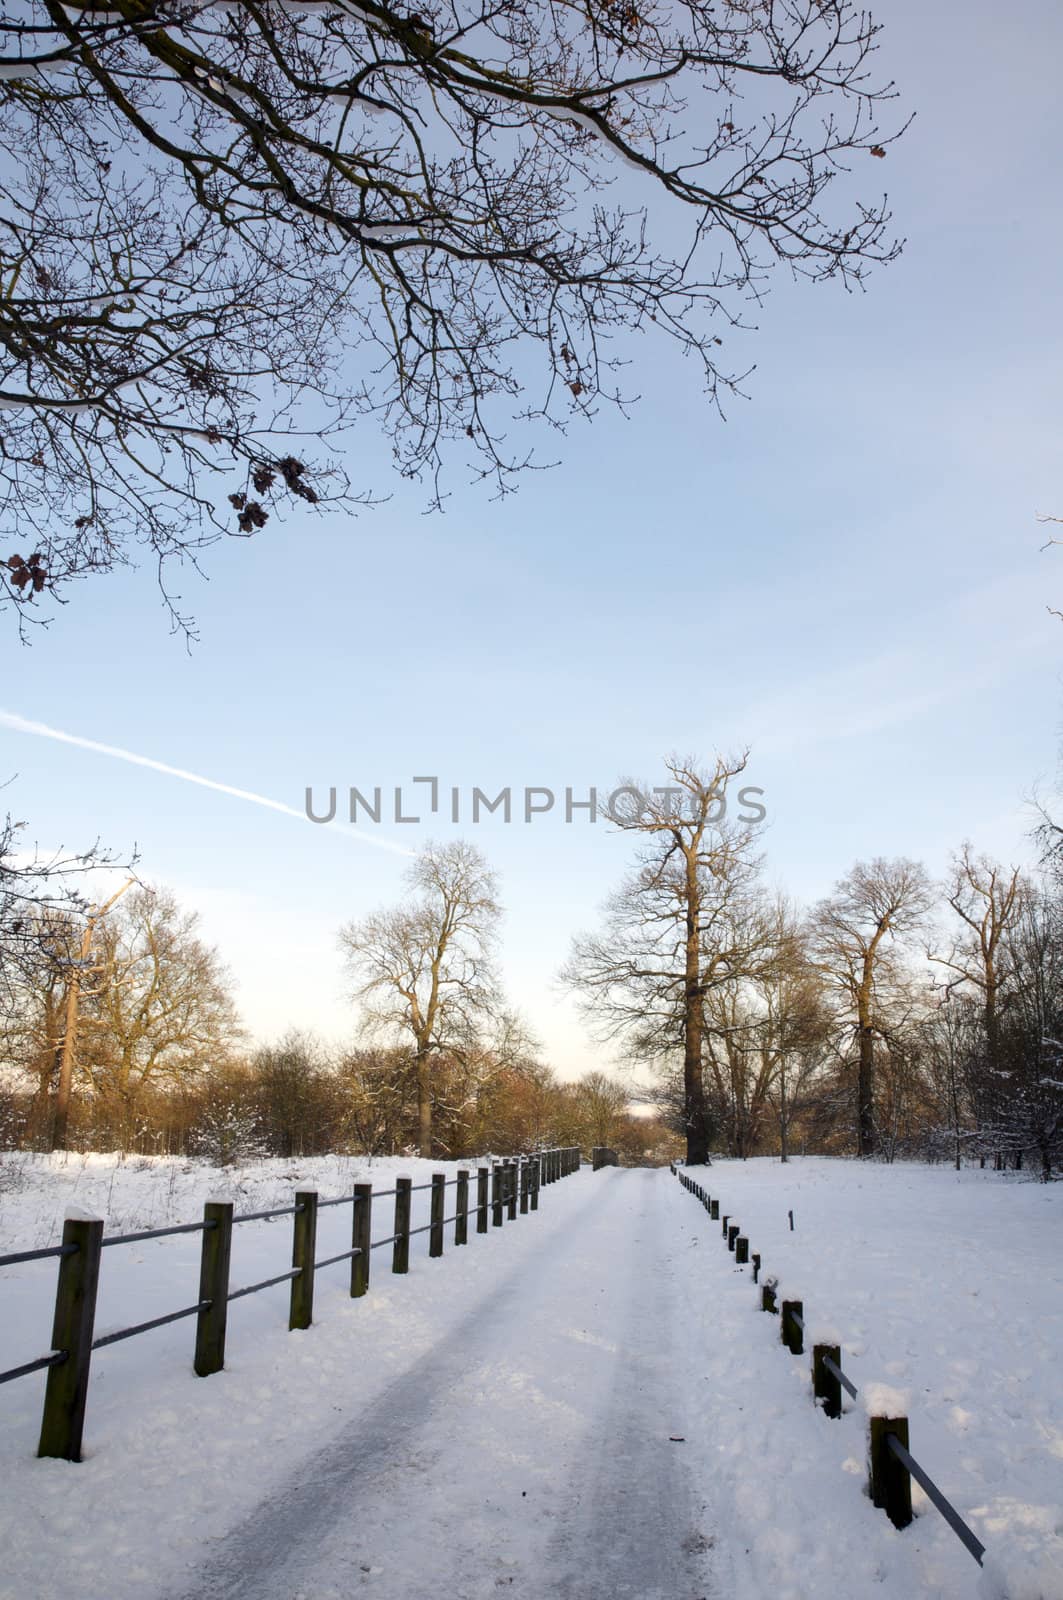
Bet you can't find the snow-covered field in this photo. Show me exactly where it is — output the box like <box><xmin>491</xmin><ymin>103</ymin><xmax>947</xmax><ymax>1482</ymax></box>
<box><xmin>689</xmin><ymin>1156</ymin><xmax>1063</xmax><ymax>1600</ymax></box>
<box><xmin>0</xmin><ymin>1153</ymin><xmax>1060</xmax><ymax>1600</ymax></box>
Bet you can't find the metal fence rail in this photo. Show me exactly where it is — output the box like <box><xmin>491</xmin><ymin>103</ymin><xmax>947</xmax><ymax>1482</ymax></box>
<box><xmin>93</xmin><ymin>1300</ymin><xmax>210</xmax><ymax>1351</ymax></box>
<box><xmin>0</xmin><ymin>1242</ymin><xmax>78</xmax><ymax>1268</ymax></box>
<box><xmin>886</xmin><ymin>1435</ymin><xmax>986</xmax><ymax>1565</ymax></box>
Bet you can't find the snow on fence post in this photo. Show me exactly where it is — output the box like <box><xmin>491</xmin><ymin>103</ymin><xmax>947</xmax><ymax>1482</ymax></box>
<box><xmin>813</xmin><ymin>1344</ymin><xmax>842</xmax><ymax>1419</ymax></box>
<box><xmin>455</xmin><ymin>1170</ymin><xmax>469</xmax><ymax>1246</ymax></box>
<box><xmin>710</xmin><ymin>1200</ymin><xmax>719</xmax><ymax>1220</ymax></box>
<box><xmin>194</xmin><ymin>1200</ymin><xmax>233</xmax><ymax>1377</ymax></box>
<box><xmin>290</xmin><ymin>1191</ymin><xmax>318</xmax><ymax>1331</ymax></box>
<box><xmin>430</xmin><ymin>1173</ymin><xmax>446</xmax><ymax>1258</ymax></box>
<box><xmin>728</xmin><ymin>1225</ymin><xmax>740</xmax><ymax>1252</ymax></box>
<box><xmin>868</xmin><ymin>1410</ymin><xmax>912</xmax><ymax>1529</ymax></box>
<box><xmin>781</xmin><ymin>1299</ymin><xmax>804</xmax><ymax>1355</ymax></box>
<box><xmin>519</xmin><ymin>1159</ymin><xmax>529</xmax><ymax>1215</ymax></box>
<box><xmin>735</xmin><ymin>1236</ymin><xmax>749</xmax><ymax>1266</ymax></box>
<box><xmin>506</xmin><ymin>1161</ymin><xmax>518</xmax><ymax>1221</ymax></box>
<box><xmin>492</xmin><ymin>1165</ymin><xmax>504</xmax><ymax>1227</ymax></box>
<box><xmin>393</xmin><ymin>1178</ymin><xmax>412</xmax><ymax>1274</ymax></box>
<box><xmin>38</xmin><ymin>1213</ymin><xmax>103</xmax><ymax>1462</ymax></box>
<box><xmin>352</xmin><ymin>1184</ymin><xmax>372</xmax><ymax>1296</ymax></box>
<box><xmin>477</xmin><ymin>1167</ymin><xmax>489</xmax><ymax>1233</ymax></box>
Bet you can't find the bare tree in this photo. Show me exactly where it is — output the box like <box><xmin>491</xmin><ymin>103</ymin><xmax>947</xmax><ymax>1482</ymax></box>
<box><xmin>574</xmin><ymin>1069</ymin><xmax>630</xmax><ymax>1152</ymax></box>
<box><xmin>336</xmin><ymin>1045</ymin><xmax>419</xmax><ymax>1156</ymax></box>
<box><xmin>808</xmin><ymin>856</ymin><xmax>932</xmax><ymax>1157</ymax></box>
<box><xmin>80</xmin><ymin>884</ymin><xmax>242</xmax><ymax>1144</ymax></box>
<box><xmin>0</xmin><ymin>802</ymin><xmax>120</xmax><ymax>1015</ymax></box>
<box><xmin>701</xmin><ymin>900</ymin><xmax>831</xmax><ymax>1159</ymax></box>
<box><xmin>562</xmin><ymin>753</ymin><xmax>767</xmax><ymax>1164</ymax></box>
<box><xmin>339</xmin><ymin>838</ymin><xmax>502</xmax><ymax>1155</ymax></box>
<box><xmin>1</xmin><ymin>0</ymin><xmax>905</xmax><ymax>631</ymax></box>
<box><xmin>0</xmin><ymin>801</ymin><xmax>129</xmax><ymax>1144</ymax></box>
<box><xmin>930</xmin><ymin>845</ymin><xmax>1027</xmax><ymax>1072</ymax></box>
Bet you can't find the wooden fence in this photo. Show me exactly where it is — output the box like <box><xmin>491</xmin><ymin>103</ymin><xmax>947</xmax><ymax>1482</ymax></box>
<box><xmin>1</xmin><ymin>1147</ymin><xmax>582</xmax><ymax>1462</ymax></box>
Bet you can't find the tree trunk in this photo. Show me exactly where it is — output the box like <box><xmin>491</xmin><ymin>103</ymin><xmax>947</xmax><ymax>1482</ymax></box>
<box><xmin>856</xmin><ymin>1022</ymin><xmax>876</xmax><ymax>1156</ymax></box>
<box><xmin>683</xmin><ymin>849</ymin><xmax>710</xmax><ymax>1164</ymax></box>
<box><xmin>415</xmin><ymin>1046</ymin><xmax>432</xmax><ymax>1157</ymax></box>
<box><xmin>51</xmin><ymin>965</ymin><xmax>84</xmax><ymax>1152</ymax></box>
<box><xmin>856</xmin><ymin>955</ymin><xmax>876</xmax><ymax>1157</ymax></box>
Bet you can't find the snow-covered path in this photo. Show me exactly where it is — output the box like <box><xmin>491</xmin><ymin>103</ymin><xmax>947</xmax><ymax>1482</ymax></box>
<box><xmin>172</xmin><ymin>1167</ymin><xmax>723</xmax><ymax>1600</ymax></box>
<box><xmin>5</xmin><ymin>1159</ymin><xmax>1059</xmax><ymax>1599</ymax></box>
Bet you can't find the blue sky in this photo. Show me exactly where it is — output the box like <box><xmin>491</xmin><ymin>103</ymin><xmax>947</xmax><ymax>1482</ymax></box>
<box><xmin>3</xmin><ymin>0</ymin><xmax>1062</xmax><ymax>1076</ymax></box>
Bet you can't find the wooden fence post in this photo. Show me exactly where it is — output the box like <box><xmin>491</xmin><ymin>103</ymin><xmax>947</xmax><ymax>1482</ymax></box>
<box><xmin>869</xmin><ymin>1413</ymin><xmax>912</xmax><ymax>1528</ymax></box>
<box><xmin>530</xmin><ymin>1157</ymin><xmax>540</xmax><ymax>1211</ymax></box>
<box><xmin>813</xmin><ymin>1344</ymin><xmax>842</xmax><ymax>1419</ymax></box>
<box><xmin>477</xmin><ymin>1167</ymin><xmax>489</xmax><ymax>1233</ymax></box>
<box><xmin>735</xmin><ymin>1236</ymin><xmax>749</xmax><ymax>1265</ymax></box>
<box><xmin>38</xmin><ymin>1215</ymin><xmax>103</xmax><ymax>1462</ymax></box>
<box><xmin>455</xmin><ymin>1170</ymin><xmax>469</xmax><ymax>1246</ymax></box>
<box><xmin>506</xmin><ymin>1161</ymin><xmax>518</xmax><ymax>1221</ymax></box>
<box><xmin>393</xmin><ymin>1177</ymin><xmax>412</xmax><ymax>1273</ymax></box>
<box><xmin>710</xmin><ymin>1200</ymin><xmax>719</xmax><ymax>1220</ymax></box>
<box><xmin>352</xmin><ymin>1183</ymin><xmax>372</xmax><ymax>1296</ymax></box>
<box><xmin>430</xmin><ymin>1172</ymin><xmax>446</xmax><ymax>1258</ymax></box>
<box><xmin>781</xmin><ymin>1298</ymin><xmax>803</xmax><ymax>1354</ymax></box>
<box><xmin>194</xmin><ymin>1200</ymin><xmax>233</xmax><ymax>1377</ymax></box>
<box><xmin>290</xmin><ymin>1191</ymin><xmax>318</xmax><ymax>1331</ymax></box>
<box><xmin>762</xmin><ymin>1279</ymin><xmax>778</xmax><ymax>1313</ymax></box>
<box><xmin>492</xmin><ymin>1165</ymin><xmax>504</xmax><ymax>1227</ymax></box>
<box><xmin>728</xmin><ymin>1225</ymin><xmax>740</xmax><ymax>1252</ymax></box>
<box><xmin>721</xmin><ymin>1213</ymin><xmax>729</xmax><ymax>1237</ymax></box>
<box><xmin>752</xmin><ymin>1252</ymin><xmax>761</xmax><ymax>1284</ymax></box>
<box><xmin>519</xmin><ymin>1159</ymin><xmax>529</xmax><ymax>1215</ymax></box>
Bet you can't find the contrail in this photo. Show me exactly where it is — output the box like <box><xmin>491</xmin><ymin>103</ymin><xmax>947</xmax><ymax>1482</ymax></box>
<box><xmin>0</xmin><ymin>710</ymin><xmax>416</xmax><ymax>858</ymax></box>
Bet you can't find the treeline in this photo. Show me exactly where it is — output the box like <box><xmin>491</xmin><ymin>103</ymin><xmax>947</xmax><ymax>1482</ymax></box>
<box><xmin>0</xmin><ymin>1023</ymin><xmax>677</xmax><ymax>1167</ymax></box>
<box><xmin>0</xmin><ymin>855</ymin><xmax>676</xmax><ymax>1163</ymax></box>
<box><xmin>3</xmin><ymin>761</ymin><xmax>1063</xmax><ymax>1177</ymax></box>
<box><xmin>563</xmin><ymin>760</ymin><xmax>1063</xmax><ymax>1178</ymax></box>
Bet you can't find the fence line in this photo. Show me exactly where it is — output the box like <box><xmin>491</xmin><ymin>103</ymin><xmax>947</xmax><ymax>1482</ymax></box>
<box><xmin>0</xmin><ymin>1147</ymin><xmax>582</xmax><ymax>1461</ymax></box>
<box><xmin>670</xmin><ymin>1163</ymin><xmax>988</xmax><ymax>1570</ymax></box>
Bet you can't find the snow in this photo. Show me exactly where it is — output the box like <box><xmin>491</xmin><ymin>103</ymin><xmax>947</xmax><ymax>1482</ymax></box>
<box><xmin>1</xmin><ymin>1154</ymin><xmax>1061</xmax><ymax>1599</ymax></box>
<box><xmin>863</xmin><ymin>1380</ymin><xmax>912</xmax><ymax>1418</ymax></box>
<box><xmin>687</xmin><ymin>1156</ymin><xmax>1063</xmax><ymax>1599</ymax></box>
